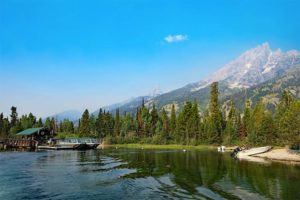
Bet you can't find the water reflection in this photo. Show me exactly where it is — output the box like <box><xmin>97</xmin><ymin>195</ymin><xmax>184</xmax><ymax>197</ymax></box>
<box><xmin>105</xmin><ymin>148</ymin><xmax>300</xmax><ymax>199</ymax></box>
<box><xmin>0</xmin><ymin>149</ymin><xmax>299</xmax><ymax>200</ymax></box>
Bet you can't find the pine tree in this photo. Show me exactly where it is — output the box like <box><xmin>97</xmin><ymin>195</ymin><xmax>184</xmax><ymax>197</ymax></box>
<box><xmin>120</xmin><ymin>113</ymin><xmax>133</xmax><ymax>137</ymax></box>
<box><xmin>150</xmin><ymin>104</ymin><xmax>158</xmax><ymax>136</ymax></box>
<box><xmin>276</xmin><ymin>90</ymin><xmax>294</xmax><ymax>117</ymax></box>
<box><xmin>208</xmin><ymin>82</ymin><xmax>223</xmax><ymax>144</ymax></box>
<box><xmin>36</xmin><ymin>118</ymin><xmax>43</xmax><ymax>127</ymax></box>
<box><xmin>59</xmin><ymin>119</ymin><xmax>74</xmax><ymax>133</ymax></box>
<box><xmin>9</xmin><ymin>106</ymin><xmax>21</xmax><ymax>134</ymax></box>
<box><xmin>1</xmin><ymin>117</ymin><xmax>10</xmax><ymax>138</ymax></box>
<box><xmin>223</xmin><ymin>100</ymin><xmax>238</xmax><ymax>145</ymax></box>
<box><xmin>89</xmin><ymin>115</ymin><xmax>97</xmax><ymax>137</ymax></box>
<box><xmin>103</xmin><ymin>111</ymin><xmax>114</xmax><ymax>137</ymax></box>
<box><xmin>96</xmin><ymin>109</ymin><xmax>104</xmax><ymax>138</ymax></box>
<box><xmin>248</xmin><ymin>101</ymin><xmax>266</xmax><ymax>145</ymax></box>
<box><xmin>79</xmin><ymin>109</ymin><xmax>90</xmax><ymax>136</ymax></box>
<box><xmin>176</xmin><ymin>101</ymin><xmax>193</xmax><ymax>144</ymax></box>
<box><xmin>10</xmin><ymin>106</ymin><xmax>18</xmax><ymax>128</ymax></box>
<box><xmin>70</xmin><ymin>121</ymin><xmax>75</xmax><ymax>133</ymax></box>
<box><xmin>114</xmin><ymin>108</ymin><xmax>120</xmax><ymax>137</ymax></box>
<box><xmin>236</xmin><ymin>112</ymin><xmax>244</xmax><ymax>141</ymax></box>
<box><xmin>160</xmin><ymin>108</ymin><xmax>170</xmax><ymax>139</ymax></box>
<box><xmin>260</xmin><ymin>111</ymin><xmax>275</xmax><ymax>145</ymax></box>
<box><xmin>50</xmin><ymin>118</ymin><xmax>57</xmax><ymax>134</ymax></box>
<box><xmin>44</xmin><ymin>117</ymin><xmax>51</xmax><ymax>130</ymax></box>
<box><xmin>28</xmin><ymin>113</ymin><xmax>36</xmax><ymax>127</ymax></box>
<box><xmin>202</xmin><ymin>110</ymin><xmax>210</xmax><ymax>142</ymax></box>
<box><xmin>241</xmin><ymin>100</ymin><xmax>251</xmax><ymax>139</ymax></box>
<box><xmin>0</xmin><ymin>113</ymin><xmax>3</xmax><ymax>138</ymax></box>
<box><xmin>275</xmin><ymin>90</ymin><xmax>295</xmax><ymax>144</ymax></box>
<box><xmin>277</xmin><ymin>100</ymin><xmax>300</xmax><ymax>147</ymax></box>
<box><xmin>141</xmin><ymin>106</ymin><xmax>150</xmax><ymax>136</ymax></box>
<box><xmin>170</xmin><ymin>104</ymin><xmax>176</xmax><ymax>137</ymax></box>
<box><xmin>187</xmin><ymin>102</ymin><xmax>200</xmax><ymax>143</ymax></box>
<box><xmin>136</xmin><ymin>108</ymin><xmax>143</xmax><ymax>136</ymax></box>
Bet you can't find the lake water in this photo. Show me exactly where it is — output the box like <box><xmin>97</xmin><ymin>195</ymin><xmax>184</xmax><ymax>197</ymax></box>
<box><xmin>0</xmin><ymin>148</ymin><xmax>300</xmax><ymax>200</ymax></box>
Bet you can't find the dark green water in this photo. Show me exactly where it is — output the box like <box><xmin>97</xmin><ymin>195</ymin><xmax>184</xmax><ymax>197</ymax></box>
<box><xmin>0</xmin><ymin>148</ymin><xmax>300</xmax><ymax>200</ymax></box>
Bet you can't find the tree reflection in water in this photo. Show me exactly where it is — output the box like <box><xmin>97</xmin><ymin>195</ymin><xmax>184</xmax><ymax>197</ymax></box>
<box><xmin>97</xmin><ymin>148</ymin><xmax>300</xmax><ymax>199</ymax></box>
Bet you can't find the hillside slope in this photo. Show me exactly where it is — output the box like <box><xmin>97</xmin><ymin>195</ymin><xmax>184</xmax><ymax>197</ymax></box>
<box><xmin>103</xmin><ymin>43</ymin><xmax>300</xmax><ymax>114</ymax></box>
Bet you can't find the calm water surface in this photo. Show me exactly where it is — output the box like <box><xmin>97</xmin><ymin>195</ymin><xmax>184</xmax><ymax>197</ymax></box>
<box><xmin>0</xmin><ymin>148</ymin><xmax>300</xmax><ymax>200</ymax></box>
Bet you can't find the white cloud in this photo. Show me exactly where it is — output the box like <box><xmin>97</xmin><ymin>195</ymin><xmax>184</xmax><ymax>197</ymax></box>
<box><xmin>164</xmin><ymin>34</ymin><xmax>188</xmax><ymax>43</ymax></box>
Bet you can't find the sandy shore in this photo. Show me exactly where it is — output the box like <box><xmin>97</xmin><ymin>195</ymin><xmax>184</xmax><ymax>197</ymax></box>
<box><xmin>254</xmin><ymin>148</ymin><xmax>300</xmax><ymax>162</ymax></box>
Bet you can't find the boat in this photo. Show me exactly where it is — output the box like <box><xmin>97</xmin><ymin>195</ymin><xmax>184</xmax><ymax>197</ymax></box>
<box><xmin>237</xmin><ymin>146</ymin><xmax>272</xmax><ymax>158</ymax></box>
<box><xmin>39</xmin><ymin>138</ymin><xmax>100</xmax><ymax>150</ymax></box>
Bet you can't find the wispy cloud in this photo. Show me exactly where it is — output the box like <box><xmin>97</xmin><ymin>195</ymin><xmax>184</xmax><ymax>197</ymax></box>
<box><xmin>164</xmin><ymin>34</ymin><xmax>188</xmax><ymax>43</ymax></box>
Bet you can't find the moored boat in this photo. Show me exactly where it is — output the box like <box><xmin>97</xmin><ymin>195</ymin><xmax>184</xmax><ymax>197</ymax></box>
<box><xmin>237</xmin><ymin>146</ymin><xmax>272</xmax><ymax>158</ymax></box>
<box><xmin>39</xmin><ymin>138</ymin><xmax>100</xmax><ymax>150</ymax></box>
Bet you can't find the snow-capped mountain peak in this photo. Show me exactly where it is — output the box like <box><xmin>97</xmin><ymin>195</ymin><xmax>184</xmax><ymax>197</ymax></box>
<box><xmin>191</xmin><ymin>42</ymin><xmax>300</xmax><ymax>91</ymax></box>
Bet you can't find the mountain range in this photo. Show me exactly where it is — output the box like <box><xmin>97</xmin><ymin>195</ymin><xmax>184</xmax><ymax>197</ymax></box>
<box><xmin>50</xmin><ymin>42</ymin><xmax>300</xmax><ymax>120</ymax></box>
<box><xmin>47</xmin><ymin>110</ymin><xmax>82</xmax><ymax>122</ymax></box>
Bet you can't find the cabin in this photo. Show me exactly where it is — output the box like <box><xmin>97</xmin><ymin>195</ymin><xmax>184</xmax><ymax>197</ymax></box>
<box><xmin>16</xmin><ymin>127</ymin><xmax>53</xmax><ymax>144</ymax></box>
<box><xmin>4</xmin><ymin>127</ymin><xmax>53</xmax><ymax>149</ymax></box>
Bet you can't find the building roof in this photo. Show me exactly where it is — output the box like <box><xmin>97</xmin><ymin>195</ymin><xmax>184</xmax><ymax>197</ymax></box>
<box><xmin>16</xmin><ymin>127</ymin><xmax>44</xmax><ymax>136</ymax></box>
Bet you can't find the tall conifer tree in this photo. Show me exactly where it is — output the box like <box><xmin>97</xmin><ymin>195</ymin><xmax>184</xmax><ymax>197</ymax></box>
<box><xmin>170</xmin><ymin>104</ymin><xmax>176</xmax><ymax>136</ymax></box>
<box><xmin>150</xmin><ymin>104</ymin><xmax>158</xmax><ymax>136</ymax></box>
<box><xmin>114</xmin><ymin>108</ymin><xmax>120</xmax><ymax>137</ymax></box>
<box><xmin>79</xmin><ymin>109</ymin><xmax>90</xmax><ymax>136</ymax></box>
<box><xmin>208</xmin><ymin>82</ymin><xmax>223</xmax><ymax>144</ymax></box>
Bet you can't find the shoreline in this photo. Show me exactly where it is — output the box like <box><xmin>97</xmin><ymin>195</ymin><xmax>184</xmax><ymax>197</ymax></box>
<box><xmin>100</xmin><ymin>144</ymin><xmax>300</xmax><ymax>163</ymax></box>
<box><xmin>101</xmin><ymin>143</ymin><xmax>216</xmax><ymax>150</ymax></box>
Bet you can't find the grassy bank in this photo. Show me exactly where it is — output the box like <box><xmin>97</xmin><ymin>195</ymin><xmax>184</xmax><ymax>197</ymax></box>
<box><xmin>106</xmin><ymin>143</ymin><xmax>216</xmax><ymax>150</ymax></box>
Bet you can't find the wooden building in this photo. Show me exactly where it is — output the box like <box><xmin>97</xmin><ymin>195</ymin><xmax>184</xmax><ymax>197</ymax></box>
<box><xmin>4</xmin><ymin>127</ymin><xmax>52</xmax><ymax>150</ymax></box>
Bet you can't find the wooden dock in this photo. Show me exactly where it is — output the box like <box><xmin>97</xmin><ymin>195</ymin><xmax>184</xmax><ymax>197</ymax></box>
<box><xmin>2</xmin><ymin>139</ymin><xmax>37</xmax><ymax>150</ymax></box>
<box><xmin>37</xmin><ymin>145</ymin><xmax>74</xmax><ymax>150</ymax></box>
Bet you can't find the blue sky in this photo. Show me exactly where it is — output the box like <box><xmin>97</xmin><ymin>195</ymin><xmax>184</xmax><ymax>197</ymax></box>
<box><xmin>1</xmin><ymin>0</ymin><xmax>300</xmax><ymax>117</ymax></box>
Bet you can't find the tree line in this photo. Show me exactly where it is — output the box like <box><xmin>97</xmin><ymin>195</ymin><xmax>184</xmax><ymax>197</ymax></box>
<box><xmin>1</xmin><ymin>82</ymin><xmax>299</xmax><ymax>147</ymax></box>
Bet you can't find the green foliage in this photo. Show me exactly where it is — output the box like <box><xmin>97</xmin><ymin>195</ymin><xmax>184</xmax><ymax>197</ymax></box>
<box><xmin>276</xmin><ymin>98</ymin><xmax>300</xmax><ymax>147</ymax></box>
<box><xmin>55</xmin><ymin>132</ymin><xmax>80</xmax><ymax>139</ymax></box>
<box><xmin>206</xmin><ymin>82</ymin><xmax>223</xmax><ymax>144</ymax></box>
<box><xmin>160</xmin><ymin>108</ymin><xmax>169</xmax><ymax>139</ymax></box>
<box><xmin>79</xmin><ymin>109</ymin><xmax>90</xmax><ymax>136</ymax></box>
<box><xmin>36</xmin><ymin>118</ymin><xmax>43</xmax><ymax>127</ymax></box>
<box><xmin>241</xmin><ymin>100</ymin><xmax>251</xmax><ymax>139</ymax></box>
<box><xmin>223</xmin><ymin>101</ymin><xmax>238</xmax><ymax>145</ymax></box>
<box><xmin>174</xmin><ymin>101</ymin><xmax>201</xmax><ymax>144</ymax></box>
<box><xmin>247</xmin><ymin>102</ymin><xmax>275</xmax><ymax>146</ymax></box>
<box><xmin>1</xmin><ymin>82</ymin><xmax>299</xmax><ymax>147</ymax></box>
<box><xmin>114</xmin><ymin>108</ymin><xmax>120</xmax><ymax>137</ymax></box>
<box><xmin>170</xmin><ymin>104</ymin><xmax>176</xmax><ymax>136</ymax></box>
<box><xmin>150</xmin><ymin>104</ymin><xmax>158</xmax><ymax>136</ymax></box>
<box><xmin>59</xmin><ymin>119</ymin><xmax>74</xmax><ymax>133</ymax></box>
<box><xmin>10</xmin><ymin>106</ymin><xmax>18</xmax><ymax>128</ymax></box>
<box><xmin>0</xmin><ymin>116</ymin><xmax>10</xmax><ymax>138</ymax></box>
<box><xmin>120</xmin><ymin>113</ymin><xmax>134</xmax><ymax>137</ymax></box>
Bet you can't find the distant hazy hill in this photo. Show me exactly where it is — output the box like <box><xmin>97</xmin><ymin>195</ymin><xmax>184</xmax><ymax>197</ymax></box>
<box><xmin>92</xmin><ymin>88</ymin><xmax>162</xmax><ymax>116</ymax></box>
<box><xmin>47</xmin><ymin>110</ymin><xmax>82</xmax><ymax>121</ymax></box>
<box><xmin>100</xmin><ymin>42</ymin><xmax>300</xmax><ymax>114</ymax></box>
<box><xmin>92</xmin><ymin>96</ymin><xmax>153</xmax><ymax>116</ymax></box>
